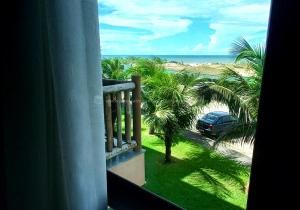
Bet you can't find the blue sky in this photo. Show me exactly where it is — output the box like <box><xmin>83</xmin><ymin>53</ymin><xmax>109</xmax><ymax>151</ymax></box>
<box><xmin>98</xmin><ymin>0</ymin><xmax>271</xmax><ymax>55</ymax></box>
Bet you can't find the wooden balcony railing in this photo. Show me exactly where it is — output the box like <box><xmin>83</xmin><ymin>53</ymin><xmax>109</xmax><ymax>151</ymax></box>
<box><xmin>103</xmin><ymin>75</ymin><xmax>141</xmax><ymax>159</ymax></box>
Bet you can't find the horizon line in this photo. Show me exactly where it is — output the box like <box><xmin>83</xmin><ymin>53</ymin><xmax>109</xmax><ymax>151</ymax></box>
<box><xmin>101</xmin><ymin>54</ymin><xmax>235</xmax><ymax>56</ymax></box>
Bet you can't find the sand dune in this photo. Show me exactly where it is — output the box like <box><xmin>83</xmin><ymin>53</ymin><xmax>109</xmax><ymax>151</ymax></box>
<box><xmin>164</xmin><ymin>62</ymin><xmax>254</xmax><ymax>77</ymax></box>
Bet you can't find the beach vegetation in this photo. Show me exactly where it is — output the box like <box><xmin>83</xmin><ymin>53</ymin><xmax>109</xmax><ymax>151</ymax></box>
<box><xmin>101</xmin><ymin>57</ymin><xmax>128</xmax><ymax>79</ymax></box>
<box><xmin>197</xmin><ymin>38</ymin><xmax>265</xmax><ymax>144</ymax></box>
<box><xmin>143</xmin><ymin>71</ymin><xmax>199</xmax><ymax>162</ymax></box>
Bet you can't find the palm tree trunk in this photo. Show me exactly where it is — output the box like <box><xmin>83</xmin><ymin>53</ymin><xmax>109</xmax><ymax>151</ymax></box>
<box><xmin>149</xmin><ymin>125</ymin><xmax>155</xmax><ymax>135</ymax></box>
<box><xmin>164</xmin><ymin>134</ymin><xmax>172</xmax><ymax>163</ymax></box>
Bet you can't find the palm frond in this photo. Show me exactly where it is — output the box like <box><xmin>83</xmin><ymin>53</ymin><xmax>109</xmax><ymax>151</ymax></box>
<box><xmin>231</xmin><ymin>37</ymin><xmax>265</xmax><ymax>77</ymax></box>
<box><xmin>101</xmin><ymin>58</ymin><xmax>127</xmax><ymax>79</ymax></box>
<box><xmin>196</xmin><ymin>37</ymin><xmax>265</xmax><ymax>145</ymax></box>
<box><xmin>197</xmin><ymin>83</ymin><xmax>251</xmax><ymax>123</ymax></box>
<box><xmin>143</xmin><ymin>102</ymin><xmax>175</xmax><ymax>132</ymax></box>
<box><xmin>214</xmin><ymin>121</ymin><xmax>257</xmax><ymax>145</ymax></box>
<box><xmin>218</xmin><ymin>67</ymin><xmax>250</xmax><ymax>93</ymax></box>
<box><xmin>230</xmin><ymin>37</ymin><xmax>253</xmax><ymax>56</ymax></box>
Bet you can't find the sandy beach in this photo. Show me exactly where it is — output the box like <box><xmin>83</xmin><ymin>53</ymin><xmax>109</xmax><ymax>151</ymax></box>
<box><xmin>164</xmin><ymin>62</ymin><xmax>253</xmax><ymax>77</ymax></box>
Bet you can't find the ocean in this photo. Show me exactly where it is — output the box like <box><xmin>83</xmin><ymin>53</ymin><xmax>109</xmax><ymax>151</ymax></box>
<box><xmin>101</xmin><ymin>55</ymin><xmax>235</xmax><ymax>64</ymax></box>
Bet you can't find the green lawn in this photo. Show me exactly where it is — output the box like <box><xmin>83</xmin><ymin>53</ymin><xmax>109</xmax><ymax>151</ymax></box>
<box><xmin>141</xmin><ymin>125</ymin><xmax>250</xmax><ymax>210</ymax></box>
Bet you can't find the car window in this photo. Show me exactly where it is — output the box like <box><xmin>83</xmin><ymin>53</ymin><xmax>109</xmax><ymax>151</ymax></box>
<box><xmin>220</xmin><ymin>115</ymin><xmax>237</xmax><ymax>123</ymax></box>
<box><xmin>202</xmin><ymin>114</ymin><xmax>218</xmax><ymax>122</ymax></box>
<box><xmin>223</xmin><ymin>116</ymin><xmax>232</xmax><ymax>123</ymax></box>
<box><xmin>216</xmin><ymin>117</ymin><xmax>224</xmax><ymax>124</ymax></box>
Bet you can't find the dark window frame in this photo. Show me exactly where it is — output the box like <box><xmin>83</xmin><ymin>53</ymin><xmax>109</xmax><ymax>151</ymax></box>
<box><xmin>2</xmin><ymin>0</ymin><xmax>299</xmax><ymax>209</ymax></box>
<box><xmin>247</xmin><ymin>0</ymin><xmax>298</xmax><ymax>209</ymax></box>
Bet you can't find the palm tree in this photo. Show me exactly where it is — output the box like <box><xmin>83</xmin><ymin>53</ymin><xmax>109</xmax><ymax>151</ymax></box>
<box><xmin>128</xmin><ymin>58</ymin><xmax>166</xmax><ymax>134</ymax></box>
<box><xmin>127</xmin><ymin>57</ymin><xmax>165</xmax><ymax>79</ymax></box>
<box><xmin>144</xmin><ymin>72</ymin><xmax>199</xmax><ymax>162</ymax></box>
<box><xmin>197</xmin><ymin>38</ymin><xmax>265</xmax><ymax>144</ymax></box>
<box><xmin>101</xmin><ymin>58</ymin><xmax>128</xmax><ymax>79</ymax></box>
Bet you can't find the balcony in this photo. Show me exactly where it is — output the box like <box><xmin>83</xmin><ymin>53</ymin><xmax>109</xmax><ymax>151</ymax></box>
<box><xmin>103</xmin><ymin>76</ymin><xmax>183</xmax><ymax>209</ymax></box>
<box><xmin>103</xmin><ymin>76</ymin><xmax>145</xmax><ymax>186</ymax></box>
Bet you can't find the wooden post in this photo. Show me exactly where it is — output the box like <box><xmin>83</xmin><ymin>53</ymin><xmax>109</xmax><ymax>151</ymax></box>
<box><xmin>116</xmin><ymin>92</ymin><xmax>122</xmax><ymax>148</ymax></box>
<box><xmin>124</xmin><ymin>90</ymin><xmax>131</xmax><ymax>144</ymax></box>
<box><xmin>105</xmin><ymin>94</ymin><xmax>113</xmax><ymax>152</ymax></box>
<box><xmin>132</xmin><ymin>75</ymin><xmax>141</xmax><ymax>151</ymax></box>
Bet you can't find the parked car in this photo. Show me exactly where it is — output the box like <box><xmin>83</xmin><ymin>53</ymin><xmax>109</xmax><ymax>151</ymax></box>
<box><xmin>196</xmin><ymin>111</ymin><xmax>239</xmax><ymax>138</ymax></box>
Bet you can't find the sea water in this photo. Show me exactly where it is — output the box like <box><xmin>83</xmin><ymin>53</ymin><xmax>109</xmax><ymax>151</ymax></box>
<box><xmin>102</xmin><ymin>55</ymin><xmax>235</xmax><ymax>64</ymax></box>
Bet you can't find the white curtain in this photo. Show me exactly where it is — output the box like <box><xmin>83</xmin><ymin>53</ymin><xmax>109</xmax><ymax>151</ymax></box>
<box><xmin>4</xmin><ymin>0</ymin><xmax>107</xmax><ymax>209</ymax></box>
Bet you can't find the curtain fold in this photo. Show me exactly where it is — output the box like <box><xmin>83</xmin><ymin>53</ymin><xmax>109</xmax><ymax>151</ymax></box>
<box><xmin>4</xmin><ymin>0</ymin><xmax>107</xmax><ymax>209</ymax></box>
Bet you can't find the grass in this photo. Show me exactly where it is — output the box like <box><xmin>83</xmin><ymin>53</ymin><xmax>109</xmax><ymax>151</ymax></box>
<box><xmin>141</xmin><ymin>123</ymin><xmax>250</xmax><ymax>210</ymax></box>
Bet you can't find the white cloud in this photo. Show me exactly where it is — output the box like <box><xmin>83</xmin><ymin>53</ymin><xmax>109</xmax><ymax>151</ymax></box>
<box><xmin>208</xmin><ymin>35</ymin><xmax>217</xmax><ymax>49</ymax></box>
<box><xmin>192</xmin><ymin>43</ymin><xmax>204</xmax><ymax>52</ymax></box>
<box><xmin>100</xmin><ymin>29</ymin><xmax>144</xmax><ymax>42</ymax></box>
<box><xmin>189</xmin><ymin>35</ymin><xmax>216</xmax><ymax>54</ymax></box>
<box><xmin>204</xmin><ymin>2</ymin><xmax>271</xmax><ymax>53</ymax></box>
<box><xmin>220</xmin><ymin>3</ymin><xmax>270</xmax><ymax>23</ymax></box>
<box><xmin>100</xmin><ymin>0</ymin><xmax>235</xmax><ymax>17</ymax></box>
<box><xmin>99</xmin><ymin>0</ymin><xmax>271</xmax><ymax>54</ymax></box>
<box><xmin>100</xmin><ymin>15</ymin><xmax>191</xmax><ymax>41</ymax></box>
<box><xmin>99</xmin><ymin>0</ymin><xmax>246</xmax><ymax>42</ymax></box>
